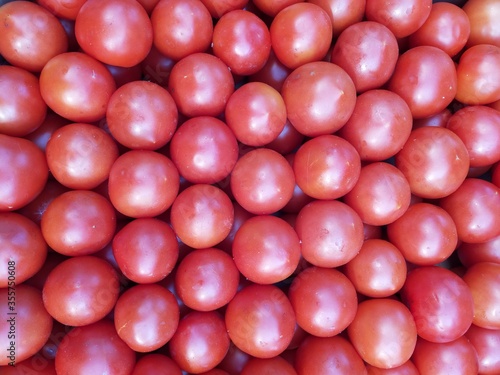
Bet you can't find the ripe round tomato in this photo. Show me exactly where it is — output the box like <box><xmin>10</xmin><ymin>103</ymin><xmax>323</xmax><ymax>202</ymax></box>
<box><xmin>465</xmin><ymin>324</ymin><xmax>500</xmax><ymax>375</ymax></box>
<box><xmin>241</xmin><ymin>356</ymin><xmax>296</xmax><ymax>375</ymax></box>
<box><xmin>36</xmin><ymin>0</ymin><xmax>87</xmax><ymax>20</ymax></box>
<box><xmin>308</xmin><ymin>0</ymin><xmax>366</xmax><ymax>37</ymax></box>
<box><xmin>457</xmin><ymin>234</ymin><xmax>500</xmax><ymax>267</ymax></box>
<box><xmin>463</xmin><ymin>0</ymin><xmax>500</xmax><ymax>47</ymax></box>
<box><xmin>75</xmin><ymin>0</ymin><xmax>153</xmax><ymax>67</ymax></box>
<box><xmin>131</xmin><ymin>354</ymin><xmax>182</xmax><ymax>375</ymax></box>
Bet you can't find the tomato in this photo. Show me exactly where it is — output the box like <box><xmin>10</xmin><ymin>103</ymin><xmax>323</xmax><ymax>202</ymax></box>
<box><xmin>0</xmin><ymin>1</ymin><xmax>68</xmax><ymax>72</ymax></box>
<box><xmin>215</xmin><ymin>201</ymin><xmax>254</xmax><ymax>254</ymax></box>
<box><xmin>366</xmin><ymin>360</ymin><xmax>419</xmax><ymax>375</ymax></box>
<box><xmin>338</xmin><ymin>90</ymin><xmax>412</xmax><ymax>161</ymax></box>
<box><xmin>465</xmin><ymin>324</ymin><xmax>500</xmax><ymax>375</ymax></box>
<box><xmin>457</xmin><ymin>234</ymin><xmax>500</xmax><ymax>267</ymax></box>
<box><xmin>463</xmin><ymin>0</ymin><xmax>500</xmax><ymax>48</ymax></box>
<box><xmin>106</xmin><ymin>80</ymin><xmax>178</xmax><ymax>150</ymax></box>
<box><xmin>455</xmin><ymin>44</ymin><xmax>500</xmax><ymax>105</ymax></box>
<box><xmin>169</xmin><ymin>311</ymin><xmax>230</xmax><ymax>373</ymax></box>
<box><xmin>408</xmin><ymin>2</ymin><xmax>470</xmax><ymax>57</ymax></box>
<box><xmin>440</xmin><ymin>178</ymin><xmax>500</xmax><ymax>244</ymax></box>
<box><xmin>213</xmin><ymin>10</ymin><xmax>271</xmax><ymax>76</ymax></box>
<box><xmin>343</xmin><ymin>162</ymin><xmax>411</xmax><ymax>226</ymax></box>
<box><xmin>364</xmin><ymin>0</ymin><xmax>431</xmax><ymax>38</ymax></box>
<box><xmin>251</xmin><ymin>0</ymin><xmax>300</xmax><ymax>17</ymax></box>
<box><xmin>248</xmin><ymin>49</ymin><xmax>291</xmax><ymax>92</ymax></box>
<box><xmin>230</xmin><ymin>148</ymin><xmax>295</xmax><ymax>215</ymax></box>
<box><xmin>308</xmin><ymin>0</ymin><xmax>366</xmax><ymax>37</ymax></box>
<box><xmin>75</xmin><ymin>0</ymin><xmax>153</xmax><ymax>67</ymax></box>
<box><xmin>295</xmin><ymin>199</ymin><xmax>364</xmax><ymax>267</ymax></box>
<box><xmin>225</xmin><ymin>284</ymin><xmax>295</xmax><ymax>358</ymax></box>
<box><xmin>55</xmin><ymin>320</ymin><xmax>136</xmax><ymax>375</ymax></box>
<box><xmin>168</xmin><ymin>52</ymin><xmax>234</xmax><ymax>117</ymax></box>
<box><xmin>199</xmin><ymin>0</ymin><xmax>248</xmax><ymax>18</ymax></box>
<box><xmin>387</xmin><ymin>203</ymin><xmax>458</xmax><ymax>266</ymax></box>
<box><xmin>40</xmin><ymin>52</ymin><xmax>116</xmax><ymax>123</ymax></box>
<box><xmin>151</xmin><ymin>0</ymin><xmax>213</xmax><ymax>61</ymax></box>
<box><xmin>330</xmin><ymin>21</ymin><xmax>399</xmax><ymax>93</ymax></box>
<box><xmin>281</xmin><ymin>61</ymin><xmax>356</xmax><ymax>136</ymax></box>
<box><xmin>348</xmin><ymin>298</ymin><xmax>417</xmax><ymax>369</ymax></box>
<box><xmin>225</xmin><ymin>82</ymin><xmax>286</xmax><ymax>146</ymax></box>
<box><xmin>108</xmin><ymin>150</ymin><xmax>180</xmax><ymax>218</ymax></box>
<box><xmin>0</xmin><ymin>357</ymin><xmax>56</xmax><ymax>375</ymax></box>
<box><xmin>462</xmin><ymin>262</ymin><xmax>500</xmax><ymax>330</ymax></box>
<box><xmin>114</xmin><ymin>283</ymin><xmax>179</xmax><ymax>352</ymax></box>
<box><xmin>25</xmin><ymin>113</ymin><xmax>69</xmax><ymax>153</ymax></box>
<box><xmin>295</xmin><ymin>335</ymin><xmax>367</xmax><ymax>375</ymax></box>
<box><xmin>42</xmin><ymin>256</ymin><xmax>120</xmax><ymax>326</ymax></box>
<box><xmin>241</xmin><ymin>356</ymin><xmax>297</xmax><ymax>375</ymax></box>
<box><xmin>0</xmin><ymin>285</ymin><xmax>53</xmax><ymax>366</ymax></box>
<box><xmin>412</xmin><ymin>108</ymin><xmax>452</xmax><ymax>129</ymax></box>
<box><xmin>411</xmin><ymin>336</ymin><xmax>479</xmax><ymax>375</ymax></box>
<box><xmin>395</xmin><ymin>126</ymin><xmax>469</xmax><ymax>199</ymax></box>
<box><xmin>0</xmin><ymin>213</ymin><xmax>47</xmax><ymax>287</ymax></box>
<box><xmin>0</xmin><ymin>65</ymin><xmax>47</xmax><ymax>137</ymax></box>
<box><xmin>446</xmin><ymin>105</ymin><xmax>500</xmax><ymax>167</ymax></box>
<box><xmin>131</xmin><ymin>354</ymin><xmax>182</xmax><ymax>375</ymax></box>
<box><xmin>270</xmin><ymin>3</ymin><xmax>332</xmax><ymax>69</ymax></box>
<box><xmin>401</xmin><ymin>266</ymin><xmax>474</xmax><ymax>344</ymax></box>
<box><xmin>36</xmin><ymin>0</ymin><xmax>86</xmax><ymax>20</ymax></box>
<box><xmin>175</xmin><ymin>247</ymin><xmax>239</xmax><ymax>311</ymax></box>
<box><xmin>141</xmin><ymin>45</ymin><xmax>176</xmax><ymax>87</ymax></box>
<box><xmin>344</xmin><ymin>239</ymin><xmax>407</xmax><ymax>298</ymax></box>
<box><xmin>388</xmin><ymin>46</ymin><xmax>457</xmax><ymax>119</ymax></box>
<box><xmin>292</xmin><ymin>135</ymin><xmax>361</xmax><ymax>200</ymax></box>
<box><xmin>112</xmin><ymin>218</ymin><xmax>179</xmax><ymax>284</ymax></box>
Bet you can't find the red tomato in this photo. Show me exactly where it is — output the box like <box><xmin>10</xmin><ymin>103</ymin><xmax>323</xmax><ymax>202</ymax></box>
<box><xmin>112</xmin><ymin>218</ymin><xmax>179</xmax><ymax>284</ymax></box>
<box><xmin>366</xmin><ymin>360</ymin><xmax>419</xmax><ymax>375</ymax></box>
<box><xmin>457</xmin><ymin>234</ymin><xmax>500</xmax><ymax>267</ymax></box>
<box><xmin>270</xmin><ymin>3</ymin><xmax>332</xmax><ymax>69</ymax></box>
<box><xmin>213</xmin><ymin>10</ymin><xmax>271</xmax><ymax>76</ymax></box>
<box><xmin>348</xmin><ymin>298</ymin><xmax>417</xmax><ymax>369</ymax></box>
<box><xmin>114</xmin><ymin>283</ymin><xmax>179</xmax><ymax>352</ymax></box>
<box><xmin>295</xmin><ymin>200</ymin><xmax>364</xmax><ymax>267</ymax></box>
<box><xmin>24</xmin><ymin>112</ymin><xmax>69</xmax><ymax>153</ymax></box>
<box><xmin>241</xmin><ymin>356</ymin><xmax>297</xmax><ymax>375</ymax></box>
<box><xmin>232</xmin><ymin>215</ymin><xmax>300</xmax><ymax>284</ymax></box>
<box><xmin>131</xmin><ymin>354</ymin><xmax>182</xmax><ymax>375</ymax></box>
<box><xmin>330</xmin><ymin>21</ymin><xmax>399</xmax><ymax>93</ymax></box>
<box><xmin>248</xmin><ymin>49</ymin><xmax>291</xmax><ymax>92</ymax></box>
<box><xmin>42</xmin><ymin>256</ymin><xmax>120</xmax><ymax>326</ymax></box>
<box><xmin>251</xmin><ymin>0</ymin><xmax>300</xmax><ymax>17</ymax></box>
<box><xmin>465</xmin><ymin>324</ymin><xmax>500</xmax><ymax>375</ymax></box>
<box><xmin>344</xmin><ymin>239</ymin><xmax>407</xmax><ymax>298</ymax></box>
<box><xmin>308</xmin><ymin>0</ymin><xmax>366</xmax><ymax>37</ymax></box>
<box><xmin>463</xmin><ymin>0</ymin><xmax>500</xmax><ymax>48</ymax></box>
<box><xmin>401</xmin><ymin>266</ymin><xmax>474</xmax><ymax>343</ymax></box>
<box><xmin>282</xmin><ymin>61</ymin><xmax>356</xmax><ymax>136</ymax></box>
<box><xmin>75</xmin><ymin>0</ymin><xmax>153</xmax><ymax>67</ymax></box>
<box><xmin>36</xmin><ymin>0</ymin><xmax>87</xmax><ymax>20</ymax></box>
<box><xmin>199</xmin><ymin>0</ymin><xmax>248</xmax><ymax>18</ymax></box>
<box><xmin>0</xmin><ymin>1</ymin><xmax>68</xmax><ymax>72</ymax></box>
<box><xmin>151</xmin><ymin>0</ymin><xmax>213</xmax><ymax>61</ymax></box>
<box><xmin>55</xmin><ymin>320</ymin><xmax>136</xmax><ymax>375</ymax></box>
<box><xmin>225</xmin><ymin>284</ymin><xmax>296</xmax><ymax>358</ymax></box>
<box><xmin>388</xmin><ymin>46</ymin><xmax>457</xmax><ymax>119</ymax></box>
<box><xmin>40</xmin><ymin>52</ymin><xmax>116</xmax><ymax>123</ymax></box>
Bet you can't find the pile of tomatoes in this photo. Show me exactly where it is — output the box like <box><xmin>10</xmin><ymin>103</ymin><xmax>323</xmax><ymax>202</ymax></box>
<box><xmin>1</xmin><ymin>0</ymin><xmax>500</xmax><ymax>373</ymax></box>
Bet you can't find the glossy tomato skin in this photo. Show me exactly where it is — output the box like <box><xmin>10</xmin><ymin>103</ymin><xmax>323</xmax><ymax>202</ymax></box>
<box><xmin>55</xmin><ymin>320</ymin><xmax>136</xmax><ymax>375</ymax></box>
<box><xmin>270</xmin><ymin>3</ymin><xmax>332</xmax><ymax>69</ymax></box>
<box><xmin>289</xmin><ymin>266</ymin><xmax>357</xmax><ymax>337</ymax></box>
<box><xmin>348</xmin><ymin>298</ymin><xmax>417</xmax><ymax>369</ymax></box>
<box><xmin>75</xmin><ymin>0</ymin><xmax>153</xmax><ymax>67</ymax></box>
<box><xmin>112</xmin><ymin>218</ymin><xmax>179</xmax><ymax>284</ymax></box>
<box><xmin>395</xmin><ymin>127</ymin><xmax>469</xmax><ymax>199</ymax></box>
<box><xmin>0</xmin><ymin>65</ymin><xmax>47</xmax><ymax>137</ymax></box>
<box><xmin>114</xmin><ymin>283</ymin><xmax>179</xmax><ymax>352</ymax></box>
<box><xmin>232</xmin><ymin>215</ymin><xmax>300</xmax><ymax>284</ymax></box>
<box><xmin>338</xmin><ymin>90</ymin><xmax>412</xmax><ymax>161</ymax></box>
<box><xmin>330</xmin><ymin>21</ymin><xmax>399</xmax><ymax>93</ymax></box>
<box><xmin>293</xmin><ymin>135</ymin><xmax>361</xmax><ymax>200</ymax></box>
<box><xmin>282</xmin><ymin>61</ymin><xmax>356</xmax><ymax>137</ymax></box>
<box><xmin>168</xmin><ymin>53</ymin><xmax>234</xmax><ymax>117</ymax></box>
<box><xmin>248</xmin><ymin>49</ymin><xmax>292</xmax><ymax>92</ymax></box>
<box><xmin>40</xmin><ymin>52</ymin><xmax>116</xmax><ymax>123</ymax></box>
<box><xmin>344</xmin><ymin>239</ymin><xmax>407</xmax><ymax>298</ymax></box>
<box><xmin>41</xmin><ymin>190</ymin><xmax>116</xmax><ymax>256</ymax></box>
<box><xmin>230</xmin><ymin>148</ymin><xmax>295</xmax><ymax>215</ymax></box>
<box><xmin>151</xmin><ymin>0</ymin><xmax>213</xmax><ymax>61</ymax></box>
<box><xmin>343</xmin><ymin>162</ymin><xmax>411</xmax><ymax>226</ymax></box>
<box><xmin>36</xmin><ymin>0</ymin><xmax>87</xmax><ymax>20</ymax></box>
<box><xmin>225</xmin><ymin>284</ymin><xmax>296</xmax><ymax>358</ymax></box>
<box><xmin>0</xmin><ymin>213</ymin><xmax>47</xmax><ymax>287</ymax></box>
<box><xmin>199</xmin><ymin>0</ymin><xmax>248</xmax><ymax>18</ymax></box>
<box><xmin>388</xmin><ymin>46</ymin><xmax>457</xmax><ymax>119</ymax></box>
<box><xmin>465</xmin><ymin>324</ymin><xmax>500</xmax><ymax>375</ymax></box>
<box><xmin>308</xmin><ymin>0</ymin><xmax>366</xmax><ymax>37</ymax></box>
<box><xmin>42</xmin><ymin>256</ymin><xmax>120</xmax><ymax>326</ymax></box>
<box><xmin>0</xmin><ymin>285</ymin><xmax>53</xmax><ymax>366</ymax></box>
<box><xmin>462</xmin><ymin>262</ymin><xmax>500</xmax><ymax>330</ymax></box>
<box><xmin>440</xmin><ymin>178</ymin><xmax>500</xmax><ymax>244</ymax></box>
<box><xmin>108</xmin><ymin>150</ymin><xmax>180</xmax><ymax>218</ymax></box>
<box><xmin>457</xmin><ymin>234</ymin><xmax>500</xmax><ymax>267</ymax></box>
<box><xmin>169</xmin><ymin>311</ymin><xmax>230</xmax><ymax>373</ymax></box>
<box><xmin>366</xmin><ymin>360</ymin><xmax>419</xmax><ymax>375</ymax></box>
<box><xmin>0</xmin><ymin>1</ymin><xmax>68</xmax><ymax>72</ymax></box>
<box><xmin>295</xmin><ymin>200</ymin><xmax>364</xmax><ymax>267</ymax></box>
<box><xmin>106</xmin><ymin>80</ymin><xmax>178</xmax><ymax>150</ymax></box>
<box><xmin>213</xmin><ymin>9</ymin><xmax>271</xmax><ymax>76</ymax></box>
<box><xmin>463</xmin><ymin>0</ymin><xmax>500</xmax><ymax>48</ymax></box>
<box><xmin>295</xmin><ymin>335</ymin><xmax>367</xmax><ymax>375</ymax></box>
<box><xmin>131</xmin><ymin>354</ymin><xmax>182</xmax><ymax>375</ymax></box>
<box><xmin>401</xmin><ymin>266</ymin><xmax>474</xmax><ymax>343</ymax></box>
<box><xmin>411</xmin><ymin>336</ymin><xmax>479</xmax><ymax>375</ymax></box>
